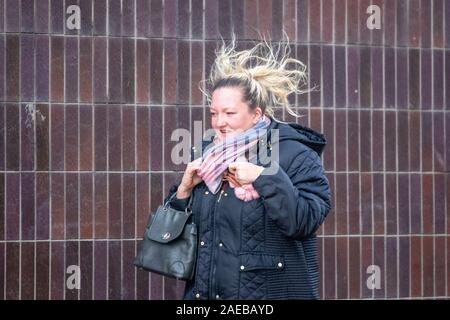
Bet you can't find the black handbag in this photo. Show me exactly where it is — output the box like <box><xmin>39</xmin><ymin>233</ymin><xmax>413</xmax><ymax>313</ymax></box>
<box><xmin>134</xmin><ymin>193</ymin><xmax>197</xmax><ymax>281</ymax></box>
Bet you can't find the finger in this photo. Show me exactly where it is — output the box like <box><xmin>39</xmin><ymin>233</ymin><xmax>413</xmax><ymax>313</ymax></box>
<box><xmin>226</xmin><ymin>173</ymin><xmax>242</xmax><ymax>187</ymax></box>
<box><xmin>230</xmin><ymin>172</ymin><xmax>240</xmax><ymax>184</ymax></box>
<box><xmin>228</xmin><ymin>163</ymin><xmax>237</xmax><ymax>172</ymax></box>
<box><xmin>188</xmin><ymin>158</ymin><xmax>201</xmax><ymax>168</ymax></box>
<box><xmin>187</xmin><ymin>167</ymin><xmax>200</xmax><ymax>176</ymax></box>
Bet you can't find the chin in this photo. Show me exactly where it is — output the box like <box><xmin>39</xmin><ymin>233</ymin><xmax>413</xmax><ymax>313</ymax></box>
<box><xmin>215</xmin><ymin>130</ymin><xmax>232</xmax><ymax>140</ymax></box>
<box><xmin>222</xmin><ymin>132</ymin><xmax>238</xmax><ymax>140</ymax></box>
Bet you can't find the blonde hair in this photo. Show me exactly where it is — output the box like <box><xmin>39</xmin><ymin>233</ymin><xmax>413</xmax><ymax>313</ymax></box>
<box><xmin>201</xmin><ymin>36</ymin><xmax>309</xmax><ymax>118</ymax></box>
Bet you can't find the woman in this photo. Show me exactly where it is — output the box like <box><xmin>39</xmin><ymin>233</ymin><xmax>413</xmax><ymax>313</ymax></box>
<box><xmin>166</xmin><ymin>39</ymin><xmax>331</xmax><ymax>300</ymax></box>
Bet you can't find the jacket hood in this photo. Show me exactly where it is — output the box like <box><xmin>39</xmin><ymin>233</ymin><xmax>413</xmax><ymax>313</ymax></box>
<box><xmin>271</xmin><ymin>118</ymin><xmax>327</xmax><ymax>156</ymax></box>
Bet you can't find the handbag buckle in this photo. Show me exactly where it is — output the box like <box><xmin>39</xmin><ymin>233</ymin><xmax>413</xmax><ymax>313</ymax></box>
<box><xmin>162</xmin><ymin>232</ymin><xmax>171</xmax><ymax>240</ymax></box>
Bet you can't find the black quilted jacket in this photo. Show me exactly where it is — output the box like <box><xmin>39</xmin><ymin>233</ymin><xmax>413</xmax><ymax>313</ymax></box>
<box><xmin>167</xmin><ymin>118</ymin><xmax>331</xmax><ymax>300</ymax></box>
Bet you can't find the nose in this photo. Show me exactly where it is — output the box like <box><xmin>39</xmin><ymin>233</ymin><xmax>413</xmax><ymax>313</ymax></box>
<box><xmin>216</xmin><ymin>113</ymin><xmax>226</xmax><ymax>127</ymax></box>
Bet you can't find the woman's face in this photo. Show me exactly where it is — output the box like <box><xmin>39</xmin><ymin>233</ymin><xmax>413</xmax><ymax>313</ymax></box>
<box><xmin>210</xmin><ymin>87</ymin><xmax>262</xmax><ymax>140</ymax></box>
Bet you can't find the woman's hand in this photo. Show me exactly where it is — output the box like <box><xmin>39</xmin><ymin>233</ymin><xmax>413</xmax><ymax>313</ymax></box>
<box><xmin>177</xmin><ymin>159</ymin><xmax>203</xmax><ymax>199</ymax></box>
<box><xmin>228</xmin><ymin>162</ymin><xmax>265</xmax><ymax>185</ymax></box>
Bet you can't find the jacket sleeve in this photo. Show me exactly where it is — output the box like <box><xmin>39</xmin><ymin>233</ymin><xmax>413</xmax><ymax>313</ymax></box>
<box><xmin>253</xmin><ymin>149</ymin><xmax>331</xmax><ymax>239</ymax></box>
<box><xmin>164</xmin><ymin>184</ymin><xmax>191</xmax><ymax>211</ymax></box>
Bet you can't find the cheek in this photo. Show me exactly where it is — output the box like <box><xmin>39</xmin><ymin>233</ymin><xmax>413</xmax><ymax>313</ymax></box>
<box><xmin>234</xmin><ymin>115</ymin><xmax>254</xmax><ymax>130</ymax></box>
<box><xmin>228</xmin><ymin>117</ymin><xmax>246</xmax><ymax>129</ymax></box>
<box><xmin>211</xmin><ymin>117</ymin><xmax>220</xmax><ymax>129</ymax></box>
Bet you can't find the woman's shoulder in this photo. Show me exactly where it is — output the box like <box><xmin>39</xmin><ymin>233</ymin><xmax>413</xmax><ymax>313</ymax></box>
<box><xmin>277</xmin><ymin>139</ymin><xmax>315</xmax><ymax>171</ymax></box>
<box><xmin>271</xmin><ymin>120</ymin><xmax>326</xmax><ymax>170</ymax></box>
<box><xmin>272</xmin><ymin>120</ymin><xmax>326</xmax><ymax>153</ymax></box>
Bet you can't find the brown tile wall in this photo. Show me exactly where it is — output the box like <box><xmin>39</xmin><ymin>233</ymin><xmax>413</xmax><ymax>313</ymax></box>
<box><xmin>0</xmin><ymin>0</ymin><xmax>449</xmax><ymax>299</ymax></box>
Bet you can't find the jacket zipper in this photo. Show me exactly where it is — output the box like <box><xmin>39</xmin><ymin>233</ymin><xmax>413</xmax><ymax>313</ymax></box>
<box><xmin>209</xmin><ymin>183</ymin><xmax>226</xmax><ymax>299</ymax></box>
<box><xmin>217</xmin><ymin>189</ymin><xmax>225</xmax><ymax>202</ymax></box>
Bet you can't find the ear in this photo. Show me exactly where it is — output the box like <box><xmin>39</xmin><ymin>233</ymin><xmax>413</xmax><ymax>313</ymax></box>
<box><xmin>253</xmin><ymin>107</ymin><xmax>263</xmax><ymax>123</ymax></box>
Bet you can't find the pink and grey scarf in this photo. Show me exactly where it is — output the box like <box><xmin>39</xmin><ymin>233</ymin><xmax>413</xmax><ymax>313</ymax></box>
<box><xmin>197</xmin><ymin>116</ymin><xmax>271</xmax><ymax>201</ymax></box>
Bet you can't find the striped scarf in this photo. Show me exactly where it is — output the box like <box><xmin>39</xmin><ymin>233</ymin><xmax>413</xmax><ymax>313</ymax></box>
<box><xmin>197</xmin><ymin>116</ymin><xmax>271</xmax><ymax>201</ymax></box>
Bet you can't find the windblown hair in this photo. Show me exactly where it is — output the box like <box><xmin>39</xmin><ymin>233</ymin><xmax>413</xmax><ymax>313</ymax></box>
<box><xmin>201</xmin><ymin>36</ymin><xmax>309</xmax><ymax>118</ymax></box>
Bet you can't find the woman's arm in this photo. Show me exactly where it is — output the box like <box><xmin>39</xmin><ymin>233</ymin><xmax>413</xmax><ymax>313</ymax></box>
<box><xmin>163</xmin><ymin>158</ymin><xmax>203</xmax><ymax>211</ymax></box>
<box><xmin>164</xmin><ymin>184</ymin><xmax>191</xmax><ymax>211</ymax></box>
<box><xmin>253</xmin><ymin>149</ymin><xmax>331</xmax><ymax>239</ymax></box>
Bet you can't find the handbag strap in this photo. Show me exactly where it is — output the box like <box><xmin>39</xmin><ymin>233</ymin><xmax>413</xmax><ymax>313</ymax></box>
<box><xmin>164</xmin><ymin>188</ymin><xmax>194</xmax><ymax>213</ymax></box>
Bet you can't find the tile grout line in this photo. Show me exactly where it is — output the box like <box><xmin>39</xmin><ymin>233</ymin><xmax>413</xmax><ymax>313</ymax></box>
<box><xmin>369</xmin><ymin>11</ymin><xmax>378</xmax><ymax>299</ymax></box>
<box><xmin>33</xmin><ymin>0</ymin><xmax>38</xmax><ymax>301</ymax></box>
<box><xmin>381</xmin><ymin>0</ymin><xmax>388</xmax><ymax>300</ymax></box>
<box><xmin>405</xmin><ymin>0</ymin><xmax>412</xmax><ymax>297</ymax></box>
<box><xmin>382</xmin><ymin>45</ymin><xmax>388</xmax><ymax>300</ymax></box>
<box><xmin>382</xmin><ymin>59</ymin><xmax>389</xmax><ymax>297</ymax></box>
<box><xmin>92</xmin><ymin>3</ymin><xmax>97</xmax><ymax>301</ymax></box>
<box><xmin>294</xmin><ymin>0</ymin><xmax>298</xmax><ymax>50</ymax></box>
<box><xmin>48</xmin><ymin>0</ymin><xmax>52</xmax><ymax>300</ymax></box>
<box><xmin>419</xmin><ymin>40</ymin><xmax>424</xmax><ymax>300</ymax></box>
<box><xmin>446</xmin><ymin>124</ymin><xmax>448</xmax><ymax>298</ymax></box>
<box><xmin>120</xmin><ymin>0</ymin><xmax>125</xmax><ymax>300</ymax></box>
<box><xmin>105</xmin><ymin>0</ymin><xmax>109</xmax><ymax>300</ymax></box>
<box><xmin>441</xmin><ymin>0</ymin><xmax>448</xmax><ymax>299</ymax></box>
<box><xmin>330</xmin><ymin>0</ymin><xmax>338</xmax><ymax>300</ymax></box>
<box><xmin>393</xmin><ymin>0</ymin><xmax>400</xmax><ymax>298</ymax></box>
<box><xmin>317</xmin><ymin>0</ymin><xmax>324</xmax><ymax>292</ymax></box>
<box><xmin>369</xmin><ymin>9</ymin><xmax>375</xmax><ymax>299</ymax></box>
<box><xmin>18</xmin><ymin>0</ymin><xmax>24</xmax><ymax>300</ymax></box>
<box><xmin>2</xmin><ymin>30</ymin><xmax>450</xmax><ymax>51</ymax></box>
<box><xmin>444</xmin><ymin>0</ymin><xmax>448</xmax><ymax>296</ymax></box>
<box><xmin>280</xmin><ymin>0</ymin><xmax>286</xmax><ymax>121</ymax></box>
<box><xmin>2</xmin><ymin>95</ymin><xmax>5</xmax><ymax>300</ymax></box>
<box><xmin>77</xmin><ymin>0</ymin><xmax>81</xmax><ymax>300</ymax></box>
<box><xmin>3</xmin><ymin>2</ymin><xmax>8</xmax><ymax>301</ymax></box>
<box><xmin>430</xmin><ymin>0</ymin><xmax>436</xmax><ymax>299</ymax></box>
<box><xmin>161</xmin><ymin>0</ymin><xmax>166</xmax><ymax>300</ymax></box>
<box><xmin>316</xmin><ymin>0</ymin><xmax>325</xmax><ymax>298</ymax></box>
<box><xmin>201</xmin><ymin>0</ymin><xmax>206</xmax><ymax>131</ymax></box>
<box><xmin>418</xmin><ymin>5</ymin><xmax>425</xmax><ymax>297</ymax></box>
<box><xmin>63</xmin><ymin>0</ymin><xmax>67</xmax><ymax>300</ymax></box>
<box><xmin>148</xmin><ymin>156</ymin><xmax>152</xmax><ymax>300</ymax></box>
<box><xmin>3</xmin><ymin>100</ymin><xmax>450</xmax><ymax>113</ymax></box>
<box><xmin>306</xmin><ymin>0</ymin><xmax>311</xmax><ymax>117</ymax></box>
<box><xmin>91</xmin><ymin>5</ymin><xmax>96</xmax><ymax>297</ymax></box>
<box><xmin>344</xmin><ymin>0</ymin><xmax>350</xmax><ymax>299</ymax></box>
<box><xmin>189</xmin><ymin>0</ymin><xmax>193</xmax><ymax>161</ymax></box>
<box><xmin>1</xmin><ymin>233</ymin><xmax>448</xmax><ymax>244</ymax></box>
<box><xmin>3</xmin><ymin>169</ymin><xmax>450</xmax><ymax>175</ymax></box>
<box><xmin>187</xmin><ymin>0</ymin><xmax>193</xmax><ymax>300</ymax></box>
<box><xmin>133</xmin><ymin>0</ymin><xmax>137</xmax><ymax>301</ymax></box>
<box><xmin>17</xmin><ymin>0</ymin><xmax>22</xmax><ymax>300</ymax></box>
<box><xmin>356</xmin><ymin>0</ymin><xmax>363</xmax><ymax>300</ymax></box>
<box><xmin>2</xmin><ymin>0</ymin><xmax>4</xmax><ymax>297</ymax></box>
<box><xmin>147</xmin><ymin>2</ymin><xmax>157</xmax><ymax>300</ymax></box>
<box><xmin>119</xmin><ymin>3</ymin><xmax>124</xmax><ymax>299</ymax></box>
